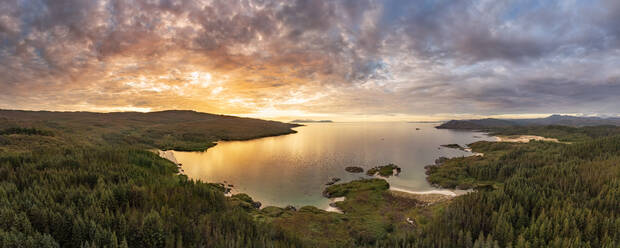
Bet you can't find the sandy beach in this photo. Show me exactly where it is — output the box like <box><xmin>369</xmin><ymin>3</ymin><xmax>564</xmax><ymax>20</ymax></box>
<box><xmin>496</xmin><ymin>135</ymin><xmax>561</xmax><ymax>143</ymax></box>
<box><xmin>388</xmin><ymin>187</ymin><xmax>465</xmax><ymax>205</ymax></box>
<box><xmin>325</xmin><ymin>197</ymin><xmax>345</xmax><ymax>213</ymax></box>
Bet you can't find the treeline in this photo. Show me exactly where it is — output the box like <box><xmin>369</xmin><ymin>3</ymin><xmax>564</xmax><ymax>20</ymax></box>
<box><xmin>0</xmin><ymin>145</ymin><xmax>302</xmax><ymax>247</ymax></box>
<box><xmin>404</xmin><ymin>126</ymin><xmax>620</xmax><ymax>247</ymax></box>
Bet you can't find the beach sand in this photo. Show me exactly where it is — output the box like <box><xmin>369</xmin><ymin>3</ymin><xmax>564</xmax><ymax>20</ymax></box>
<box><xmin>496</xmin><ymin>135</ymin><xmax>562</xmax><ymax>143</ymax></box>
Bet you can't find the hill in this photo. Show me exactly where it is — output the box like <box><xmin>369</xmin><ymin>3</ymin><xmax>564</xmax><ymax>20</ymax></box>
<box><xmin>436</xmin><ymin>114</ymin><xmax>620</xmax><ymax>130</ymax></box>
<box><xmin>0</xmin><ymin>109</ymin><xmax>300</xmax><ymax>151</ymax></box>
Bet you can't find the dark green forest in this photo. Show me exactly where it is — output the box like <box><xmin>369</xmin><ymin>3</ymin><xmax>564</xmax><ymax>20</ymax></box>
<box><xmin>414</xmin><ymin>126</ymin><xmax>620</xmax><ymax>248</ymax></box>
<box><xmin>0</xmin><ymin>110</ymin><xmax>619</xmax><ymax>247</ymax></box>
<box><xmin>0</xmin><ymin>110</ymin><xmax>302</xmax><ymax>247</ymax></box>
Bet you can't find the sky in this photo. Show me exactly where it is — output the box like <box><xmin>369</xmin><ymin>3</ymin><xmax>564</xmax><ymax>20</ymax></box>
<box><xmin>1</xmin><ymin>0</ymin><xmax>619</xmax><ymax>121</ymax></box>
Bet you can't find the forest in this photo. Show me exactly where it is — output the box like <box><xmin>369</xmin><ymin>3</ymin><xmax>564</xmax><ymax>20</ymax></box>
<box><xmin>0</xmin><ymin>110</ymin><xmax>618</xmax><ymax>247</ymax></box>
<box><xmin>413</xmin><ymin>125</ymin><xmax>620</xmax><ymax>248</ymax></box>
<box><xmin>0</xmin><ymin>110</ymin><xmax>303</xmax><ymax>247</ymax></box>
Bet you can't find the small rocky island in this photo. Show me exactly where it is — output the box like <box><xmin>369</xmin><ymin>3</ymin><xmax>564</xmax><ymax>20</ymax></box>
<box><xmin>440</xmin><ymin>144</ymin><xmax>466</xmax><ymax>151</ymax></box>
<box><xmin>344</xmin><ymin>166</ymin><xmax>364</xmax><ymax>173</ymax></box>
<box><xmin>366</xmin><ymin>164</ymin><xmax>401</xmax><ymax>177</ymax></box>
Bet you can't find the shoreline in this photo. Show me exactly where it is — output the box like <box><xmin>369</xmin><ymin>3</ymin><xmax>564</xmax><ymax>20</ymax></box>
<box><xmin>388</xmin><ymin>186</ymin><xmax>469</xmax><ymax>197</ymax></box>
<box><xmin>156</xmin><ymin>149</ymin><xmax>185</xmax><ymax>175</ymax></box>
<box><xmin>154</xmin><ymin>127</ymin><xmax>301</xmax><ymax>175</ymax></box>
<box><xmin>154</xmin><ymin>126</ymin><xmax>484</xmax><ymax>213</ymax></box>
<box><xmin>495</xmin><ymin>135</ymin><xmax>561</xmax><ymax>143</ymax></box>
<box><xmin>325</xmin><ymin>197</ymin><xmax>345</xmax><ymax>213</ymax></box>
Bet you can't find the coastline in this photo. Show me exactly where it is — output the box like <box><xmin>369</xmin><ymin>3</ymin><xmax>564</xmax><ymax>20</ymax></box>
<box><xmin>154</xmin><ymin>125</ymin><xmax>301</xmax><ymax>175</ymax></box>
<box><xmin>325</xmin><ymin>197</ymin><xmax>345</xmax><ymax>213</ymax></box>
<box><xmin>154</xmin><ymin>124</ymin><xmax>484</xmax><ymax>213</ymax></box>
<box><xmin>495</xmin><ymin>135</ymin><xmax>563</xmax><ymax>143</ymax></box>
<box><xmin>388</xmin><ymin>186</ymin><xmax>469</xmax><ymax>197</ymax></box>
<box><xmin>156</xmin><ymin>149</ymin><xmax>185</xmax><ymax>175</ymax></box>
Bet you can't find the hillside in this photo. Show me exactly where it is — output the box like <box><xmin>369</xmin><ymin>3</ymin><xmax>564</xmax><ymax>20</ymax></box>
<box><xmin>0</xmin><ymin>109</ymin><xmax>299</xmax><ymax>151</ymax></box>
<box><xmin>436</xmin><ymin>115</ymin><xmax>620</xmax><ymax>130</ymax></box>
<box><xmin>0</xmin><ymin>110</ymin><xmax>304</xmax><ymax>247</ymax></box>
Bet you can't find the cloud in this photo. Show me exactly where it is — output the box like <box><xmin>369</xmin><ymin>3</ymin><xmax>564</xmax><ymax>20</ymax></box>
<box><xmin>0</xmin><ymin>0</ymin><xmax>619</xmax><ymax>119</ymax></box>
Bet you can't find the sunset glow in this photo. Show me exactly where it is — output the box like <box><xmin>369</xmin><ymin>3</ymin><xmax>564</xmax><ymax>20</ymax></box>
<box><xmin>1</xmin><ymin>0</ymin><xmax>619</xmax><ymax>121</ymax></box>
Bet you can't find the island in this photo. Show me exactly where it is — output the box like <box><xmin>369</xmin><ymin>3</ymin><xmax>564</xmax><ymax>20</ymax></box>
<box><xmin>291</xmin><ymin>119</ymin><xmax>334</xmax><ymax>123</ymax></box>
<box><xmin>366</xmin><ymin>163</ymin><xmax>401</xmax><ymax>177</ymax></box>
<box><xmin>440</xmin><ymin>143</ymin><xmax>467</xmax><ymax>151</ymax></box>
<box><xmin>345</xmin><ymin>166</ymin><xmax>364</xmax><ymax>173</ymax></box>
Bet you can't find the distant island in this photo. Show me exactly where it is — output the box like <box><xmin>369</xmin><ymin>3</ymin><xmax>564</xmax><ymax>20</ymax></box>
<box><xmin>291</xmin><ymin>119</ymin><xmax>334</xmax><ymax>123</ymax></box>
<box><xmin>436</xmin><ymin>114</ymin><xmax>620</xmax><ymax>130</ymax></box>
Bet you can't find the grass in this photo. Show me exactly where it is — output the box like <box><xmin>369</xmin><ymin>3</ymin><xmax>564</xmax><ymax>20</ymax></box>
<box><xmin>258</xmin><ymin>179</ymin><xmax>429</xmax><ymax>247</ymax></box>
<box><xmin>366</xmin><ymin>164</ymin><xmax>401</xmax><ymax>177</ymax></box>
<box><xmin>323</xmin><ymin>178</ymin><xmax>389</xmax><ymax>198</ymax></box>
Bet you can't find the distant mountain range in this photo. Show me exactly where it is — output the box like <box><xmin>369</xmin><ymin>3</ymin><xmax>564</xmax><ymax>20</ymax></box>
<box><xmin>291</xmin><ymin>119</ymin><xmax>333</xmax><ymax>123</ymax></box>
<box><xmin>436</xmin><ymin>115</ymin><xmax>620</xmax><ymax>130</ymax></box>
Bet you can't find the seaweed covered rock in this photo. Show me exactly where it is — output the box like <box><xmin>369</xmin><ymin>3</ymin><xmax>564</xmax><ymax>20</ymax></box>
<box><xmin>440</xmin><ymin>144</ymin><xmax>466</xmax><ymax>150</ymax></box>
<box><xmin>345</xmin><ymin>166</ymin><xmax>364</xmax><ymax>173</ymax></box>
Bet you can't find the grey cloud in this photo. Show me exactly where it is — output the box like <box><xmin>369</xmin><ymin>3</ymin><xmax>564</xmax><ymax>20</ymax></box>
<box><xmin>1</xmin><ymin>0</ymin><xmax>620</xmax><ymax>116</ymax></box>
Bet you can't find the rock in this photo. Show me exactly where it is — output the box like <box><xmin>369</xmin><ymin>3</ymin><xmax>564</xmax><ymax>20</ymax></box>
<box><xmin>434</xmin><ymin>156</ymin><xmax>449</xmax><ymax>165</ymax></box>
<box><xmin>440</xmin><ymin>144</ymin><xmax>466</xmax><ymax>151</ymax></box>
<box><xmin>406</xmin><ymin>217</ymin><xmax>416</xmax><ymax>227</ymax></box>
<box><xmin>345</xmin><ymin>166</ymin><xmax>364</xmax><ymax>173</ymax></box>
<box><xmin>325</xmin><ymin>177</ymin><xmax>341</xmax><ymax>185</ymax></box>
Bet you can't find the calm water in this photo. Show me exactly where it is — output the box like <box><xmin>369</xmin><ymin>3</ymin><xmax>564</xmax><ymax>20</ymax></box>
<box><xmin>172</xmin><ymin>122</ymin><xmax>496</xmax><ymax>209</ymax></box>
